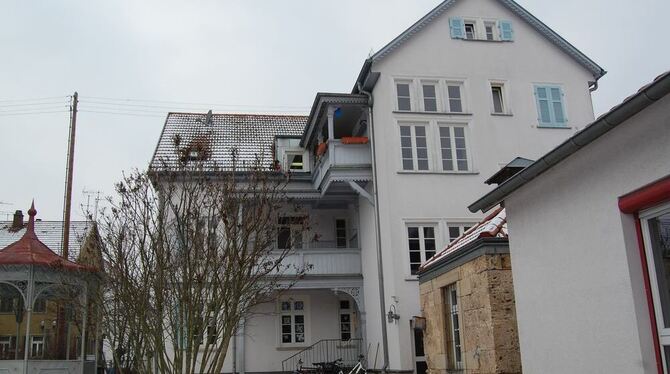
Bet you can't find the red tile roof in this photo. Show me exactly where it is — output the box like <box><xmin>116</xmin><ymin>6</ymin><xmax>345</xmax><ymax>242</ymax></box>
<box><xmin>421</xmin><ymin>206</ymin><xmax>507</xmax><ymax>271</ymax></box>
<box><xmin>0</xmin><ymin>202</ymin><xmax>93</xmax><ymax>271</ymax></box>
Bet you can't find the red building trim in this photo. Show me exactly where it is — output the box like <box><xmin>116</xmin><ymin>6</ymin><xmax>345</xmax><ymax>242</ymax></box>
<box><xmin>618</xmin><ymin>174</ymin><xmax>670</xmax><ymax>374</ymax></box>
<box><xmin>619</xmin><ymin>175</ymin><xmax>670</xmax><ymax>214</ymax></box>
<box><xmin>634</xmin><ymin>214</ymin><xmax>664</xmax><ymax>374</ymax></box>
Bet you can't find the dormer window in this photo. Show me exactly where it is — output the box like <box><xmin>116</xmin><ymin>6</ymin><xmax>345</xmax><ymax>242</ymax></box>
<box><xmin>287</xmin><ymin>152</ymin><xmax>304</xmax><ymax>171</ymax></box>
<box><xmin>275</xmin><ymin>137</ymin><xmax>310</xmax><ymax>173</ymax></box>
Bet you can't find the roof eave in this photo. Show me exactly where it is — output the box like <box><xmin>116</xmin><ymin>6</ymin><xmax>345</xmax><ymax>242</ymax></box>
<box><xmin>469</xmin><ymin>70</ymin><xmax>670</xmax><ymax>213</ymax></box>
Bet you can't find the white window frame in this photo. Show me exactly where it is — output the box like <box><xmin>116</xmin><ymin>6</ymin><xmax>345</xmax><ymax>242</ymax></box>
<box><xmin>444</xmin><ymin>81</ymin><xmax>465</xmax><ymax>113</ymax></box>
<box><xmin>0</xmin><ymin>336</ymin><xmax>11</xmax><ymax>354</ymax></box>
<box><xmin>277</xmin><ymin>216</ymin><xmax>306</xmax><ymax>250</ymax></box>
<box><xmin>335</xmin><ymin>218</ymin><xmax>348</xmax><ymax>248</ymax></box>
<box><xmin>339</xmin><ymin>299</ymin><xmax>353</xmax><ymax>341</ymax></box>
<box><xmin>277</xmin><ymin>297</ymin><xmax>310</xmax><ymax>347</ymax></box>
<box><xmin>284</xmin><ymin>150</ymin><xmax>308</xmax><ymax>172</ymax></box>
<box><xmin>534</xmin><ymin>83</ymin><xmax>568</xmax><ymax>127</ymax></box>
<box><xmin>30</xmin><ymin>335</ymin><xmax>44</xmax><ymax>358</ymax></box>
<box><xmin>397</xmin><ymin>120</ymin><xmax>474</xmax><ymax>173</ymax></box>
<box><xmin>446</xmin><ymin>223</ymin><xmax>475</xmax><ymax>244</ymax></box>
<box><xmin>405</xmin><ymin>223</ymin><xmax>439</xmax><ymax>275</ymax></box>
<box><xmin>436</xmin><ymin>123</ymin><xmax>472</xmax><ymax>172</ymax></box>
<box><xmin>444</xmin><ymin>284</ymin><xmax>463</xmax><ymax>370</ymax></box>
<box><xmin>399</xmin><ymin>122</ymin><xmax>431</xmax><ymax>171</ymax></box>
<box><xmin>484</xmin><ymin>20</ymin><xmax>497</xmax><ymax>41</ymax></box>
<box><xmin>420</xmin><ymin>80</ymin><xmax>440</xmax><ymax>112</ymax></box>
<box><xmin>640</xmin><ymin>202</ymin><xmax>670</xmax><ymax>370</ymax></box>
<box><xmin>463</xmin><ymin>20</ymin><xmax>477</xmax><ymax>40</ymax></box>
<box><xmin>489</xmin><ymin>81</ymin><xmax>510</xmax><ymax>115</ymax></box>
<box><xmin>395</xmin><ymin>80</ymin><xmax>414</xmax><ymax>111</ymax></box>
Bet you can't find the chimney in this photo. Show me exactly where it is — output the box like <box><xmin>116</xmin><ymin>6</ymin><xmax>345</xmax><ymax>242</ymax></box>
<box><xmin>11</xmin><ymin>210</ymin><xmax>23</xmax><ymax>230</ymax></box>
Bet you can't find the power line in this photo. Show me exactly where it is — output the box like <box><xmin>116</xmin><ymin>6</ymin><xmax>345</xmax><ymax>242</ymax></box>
<box><xmin>0</xmin><ymin>100</ymin><xmax>70</xmax><ymax>108</ymax></box>
<box><xmin>83</xmin><ymin>96</ymin><xmax>310</xmax><ymax>110</ymax></box>
<box><xmin>79</xmin><ymin>110</ymin><xmax>165</xmax><ymax>118</ymax></box>
<box><xmin>0</xmin><ymin>105</ymin><xmax>70</xmax><ymax>113</ymax></box>
<box><xmin>0</xmin><ymin>110</ymin><xmax>70</xmax><ymax>117</ymax></box>
<box><xmin>0</xmin><ymin>95</ymin><xmax>69</xmax><ymax>103</ymax></box>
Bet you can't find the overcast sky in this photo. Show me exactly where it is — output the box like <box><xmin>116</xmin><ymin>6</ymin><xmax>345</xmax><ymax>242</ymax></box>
<box><xmin>1</xmin><ymin>0</ymin><xmax>668</xmax><ymax>220</ymax></box>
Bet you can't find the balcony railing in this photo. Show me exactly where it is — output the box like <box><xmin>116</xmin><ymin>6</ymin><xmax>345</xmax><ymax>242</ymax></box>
<box><xmin>273</xmin><ymin>237</ymin><xmax>361</xmax><ymax>277</ymax></box>
<box><xmin>313</xmin><ymin>140</ymin><xmax>372</xmax><ymax>189</ymax></box>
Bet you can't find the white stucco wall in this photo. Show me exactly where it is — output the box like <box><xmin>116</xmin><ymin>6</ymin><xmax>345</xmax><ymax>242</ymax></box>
<box><xmin>363</xmin><ymin>0</ymin><xmax>599</xmax><ymax>370</ymax></box>
<box><xmin>234</xmin><ymin>290</ymin><xmax>352</xmax><ymax>373</ymax></box>
<box><xmin>504</xmin><ymin>94</ymin><xmax>670</xmax><ymax>373</ymax></box>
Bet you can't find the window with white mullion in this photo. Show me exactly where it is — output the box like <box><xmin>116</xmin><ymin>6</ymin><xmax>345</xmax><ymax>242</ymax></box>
<box><xmin>439</xmin><ymin>125</ymin><xmax>469</xmax><ymax>172</ymax></box>
<box><xmin>422</xmin><ymin>83</ymin><xmax>438</xmax><ymax>112</ymax></box>
<box><xmin>280</xmin><ymin>300</ymin><xmax>306</xmax><ymax>344</ymax></box>
<box><xmin>446</xmin><ymin>84</ymin><xmax>463</xmax><ymax>113</ymax></box>
<box><xmin>535</xmin><ymin>85</ymin><xmax>566</xmax><ymax>127</ymax></box>
<box><xmin>407</xmin><ymin>225</ymin><xmax>437</xmax><ymax>275</ymax></box>
<box><xmin>444</xmin><ymin>284</ymin><xmax>463</xmax><ymax>370</ymax></box>
<box><xmin>400</xmin><ymin>125</ymin><xmax>430</xmax><ymax>171</ymax></box>
<box><xmin>641</xmin><ymin>203</ymin><xmax>670</xmax><ymax>370</ymax></box>
<box><xmin>448</xmin><ymin>224</ymin><xmax>474</xmax><ymax>244</ymax></box>
<box><xmin>396</xmin><ymin>82</ymin><xmax>412</xmax><ymax>111</ymax></box>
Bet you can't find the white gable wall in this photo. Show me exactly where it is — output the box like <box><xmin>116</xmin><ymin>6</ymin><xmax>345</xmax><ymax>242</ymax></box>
<box><xmin>503</xmin><ymin>94</ymin><xmax>670</xmax><ymax>373</ymax></box>
<box><xmin>363</xmin><ymin>0</ymin><xmax>599</xmax><ymax>370</ymax></box>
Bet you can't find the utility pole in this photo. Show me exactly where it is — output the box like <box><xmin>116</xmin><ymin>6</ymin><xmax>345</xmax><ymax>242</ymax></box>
<box><xmin>61</xmin><ymin>92</ymin><xmax>78</xmax><ymax>260</ymax></box>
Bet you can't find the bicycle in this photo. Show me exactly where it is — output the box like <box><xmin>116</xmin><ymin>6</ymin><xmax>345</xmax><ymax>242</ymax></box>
<box><xmin>345</xmin><ymin>355</ymin><xmax>366</xmax><ymax>374</ymax></box>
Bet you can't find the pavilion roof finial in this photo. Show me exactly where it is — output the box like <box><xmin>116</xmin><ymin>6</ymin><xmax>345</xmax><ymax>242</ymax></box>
<box><xmin>26</xmin><ymin>200</ymin><xmax>37</xmax><ymax>235</ymax></box>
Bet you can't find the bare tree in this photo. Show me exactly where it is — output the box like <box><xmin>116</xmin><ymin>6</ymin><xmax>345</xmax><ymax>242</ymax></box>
<box><xmin>99</xmin><ymin>153</ymin><xmax>309</xmax><ymax>374</ymax></box>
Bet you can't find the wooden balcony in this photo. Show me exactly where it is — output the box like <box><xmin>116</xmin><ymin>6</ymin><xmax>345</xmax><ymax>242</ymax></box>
<box><xmin>273</xmin><ymin>235</ymin><xmax>362</xmax><ymax>277</ymax></box>
<box><xmin>312</xmin><ymin>140</ymin><xmax>372</xmax><ymax>192</ymax></box>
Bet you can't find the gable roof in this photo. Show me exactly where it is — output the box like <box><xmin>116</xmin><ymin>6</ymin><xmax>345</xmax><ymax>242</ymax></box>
<box><xmin>354</xmin><ymin>0</ymin><xmax>605</xmax><ymax>92</ymax></box>
<box><xmin>149</xmin><ymin>112</ymin><xmax>307</xmax><ymax>171</ymax></box>
<box><xmin>469</xmin><ymin>70</ymin><xmax>670</xmax><ymax>213</ymax></box>
<box><xmin>420</xmin><ymin>206</ymin><xmax>507</xmax><ymax>272</ymax></box>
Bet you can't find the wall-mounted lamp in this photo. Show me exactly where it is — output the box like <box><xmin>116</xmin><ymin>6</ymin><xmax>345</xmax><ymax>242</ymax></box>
<box><xmin>387</xmin><ymin>304</ymin><xmax>400</xmax><ymax>323</ymax></box>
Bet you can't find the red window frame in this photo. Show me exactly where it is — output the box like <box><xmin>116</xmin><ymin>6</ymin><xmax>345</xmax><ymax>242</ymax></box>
<box><xmin>619</xmin><ymin>175</ymin><xmax>670</xmax><ymax>374</ymax></box>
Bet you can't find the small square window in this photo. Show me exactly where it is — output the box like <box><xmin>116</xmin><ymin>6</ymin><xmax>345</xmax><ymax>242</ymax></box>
<box><xmin>340</xmin><ymin>300</ymin><xmax>350</xmax><ymax>310</ymax></box>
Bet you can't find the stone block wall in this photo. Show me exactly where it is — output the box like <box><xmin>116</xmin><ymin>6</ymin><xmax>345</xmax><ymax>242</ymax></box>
<box><xmin>419</xmin><ymin>254</ymin><xmax>521</xmax><ymax>374</ymax></box>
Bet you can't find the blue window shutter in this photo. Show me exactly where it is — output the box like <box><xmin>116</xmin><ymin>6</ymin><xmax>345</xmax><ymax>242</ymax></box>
<box><xmin>499</xmin><ymin>20</ymin><xmax>513</xmax><ymax>41</ymax></box>
<box><xmin>550</xmin><ymin>87</ymin><xmax>567</xmax><ymax>125</ymax></box>
<box><xmin>534</xmin><ymin>86</ymin><xmax>552</xmax><ymax>126</ymax></box>
<box><xmin>450</xmin><ymin>17</ymin><xmax>465</xmax><ymax>39</ymax></box>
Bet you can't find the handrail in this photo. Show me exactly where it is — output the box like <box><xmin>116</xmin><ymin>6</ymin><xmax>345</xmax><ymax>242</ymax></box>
<box><xmin>281</xmin><ymin>338</ymin><xmax>363</xmax><ymax>373</ymax></box>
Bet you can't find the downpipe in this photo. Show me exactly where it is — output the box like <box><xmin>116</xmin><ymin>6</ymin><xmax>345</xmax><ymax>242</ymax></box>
<box><xmin>357</xmin><ymin>81</ymin><xmax>390</xmax><ymax>374</ymax></box>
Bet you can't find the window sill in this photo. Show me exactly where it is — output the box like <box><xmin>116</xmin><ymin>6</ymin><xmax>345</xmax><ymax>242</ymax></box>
<box><xmin>397</xmin><ymin>170</ymin><xmax>479</xmax><ymax>175</ymax></box>
<box><xmin>405</xmin><ymin>276</ymin><xmax>419</xmax><ymax>282</ymax></box>
<box><xmin>491</xmin><ymin>112</ymin><xmax>513</xmax><ymax>117</ymax></box>
<box><xmin>536</xmin><ymin>125</ymin><xmax>572</xmax><ymax>129</ymax></box>
<box><xmin>393</xmin><ymin>111</ymin><xmax>473</xmax><ymax>116</ymax></box>
<box><xmin>277</xmin><ymin>344</ymin><xmax>311</xmax><ymax>351</ymax></box>
<box><xmin>459</xmin><ymin>38</ymin><xmax>510</xmax><ymax>43</ymax></box>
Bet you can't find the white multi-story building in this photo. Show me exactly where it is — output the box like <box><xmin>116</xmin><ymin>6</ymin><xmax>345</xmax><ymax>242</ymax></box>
<box><xmin>149</xmin><ymin>0</ymin><xmax>605</xmax><ymax>372</ymax></box>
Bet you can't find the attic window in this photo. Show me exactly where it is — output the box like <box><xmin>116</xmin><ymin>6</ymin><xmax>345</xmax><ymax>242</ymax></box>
<box><xmin>464</xmin><ymin>22</ymin><xmax>476</xmax><ymax>40</ymax></box>
<box><xmin>287</xmin><ymin>152</ymin><xmax>305</xmax><ymax>171</ymax></box>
